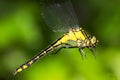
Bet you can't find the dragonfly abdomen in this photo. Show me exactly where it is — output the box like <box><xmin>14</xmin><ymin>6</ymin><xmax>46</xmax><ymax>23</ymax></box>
<box><xmin>13</xmin><ymin>43</ymin><xmax>59</xmax><ymax>75</ymax></box>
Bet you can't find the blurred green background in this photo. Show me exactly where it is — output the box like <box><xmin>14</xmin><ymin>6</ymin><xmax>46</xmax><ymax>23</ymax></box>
<box><xmin>0</xmin><ymin>0</ymin><xmax>120</xmax><ymax>80</ymax></box>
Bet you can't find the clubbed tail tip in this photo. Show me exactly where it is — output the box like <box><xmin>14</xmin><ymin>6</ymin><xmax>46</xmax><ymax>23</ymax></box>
<box><xmin>13</xmin><ymin>68</ymin><xmax>22</xmax><ymax>75</ymax></box>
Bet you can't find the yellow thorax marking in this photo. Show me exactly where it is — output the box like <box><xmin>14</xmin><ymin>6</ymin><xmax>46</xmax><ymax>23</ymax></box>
<box><xmin>60</xmin><ymin>35</ymin><xmax>69</xmax><ymax>43</ymax></box>
<box><xmin>54</xmin><ymin>34</ymin><xmax>69</xmax><ymax>46</ymax></box>
<box><xmin>53</xmin><ymin>28</ymin><xmax>86</xmax><ymax>47</ymax></box>
<box><xmin>68</xmin><ymin>30</ymin><xmax>77</xmax><ymax>41</ymax></box>
<box><xmin>74</xmin><ymin>31</ymin><xmax>85</xmax><ymax>40</ymax></box>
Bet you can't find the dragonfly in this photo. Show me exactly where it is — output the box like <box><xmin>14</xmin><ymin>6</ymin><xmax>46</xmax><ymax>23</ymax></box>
<box><xmin>13</xmin><ymin>0</ymin><xmax>98</xmax><ymax>75</ymax></box>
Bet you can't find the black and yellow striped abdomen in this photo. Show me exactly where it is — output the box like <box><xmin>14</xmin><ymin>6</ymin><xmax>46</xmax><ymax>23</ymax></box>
<box><xmin>13</xmin><ymin>42</ymin><xmax>57</xmax><ymax>75</ymax></box>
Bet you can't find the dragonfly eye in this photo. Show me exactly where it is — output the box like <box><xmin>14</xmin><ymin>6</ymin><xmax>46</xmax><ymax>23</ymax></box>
<box><xmin>90</xmin><ymin>36</ymin><xmax>98</xmax><ymax>46</ymax></box>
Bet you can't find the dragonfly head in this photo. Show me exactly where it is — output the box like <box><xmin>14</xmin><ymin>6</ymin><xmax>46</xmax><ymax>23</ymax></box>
<box><xmin>90</xmin><ymin>36</ymin><xmax>99</xmax><ymax>47</ymax></box>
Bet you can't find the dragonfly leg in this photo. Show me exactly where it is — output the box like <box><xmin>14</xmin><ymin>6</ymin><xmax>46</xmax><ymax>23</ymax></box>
<box><xmin>88</xmin><ymin>47</ymin><xmax>96</xmax><ymax>58</ymax></box>
<box><xmin>79</xmin><ymin>48</ymin><xmax>87</xmax><ymax>60</ymax></box>
<box><xmin>53</xmin><ymin>47</ymin><xmax>63</xmax><ymax>54</ymax></box>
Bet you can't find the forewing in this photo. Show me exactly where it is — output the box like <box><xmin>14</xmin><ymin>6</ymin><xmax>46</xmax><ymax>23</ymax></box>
<box><xmin>40</xmin><ymin>0</ymin><xmax>79</xmax><ymax>32</ymax></box>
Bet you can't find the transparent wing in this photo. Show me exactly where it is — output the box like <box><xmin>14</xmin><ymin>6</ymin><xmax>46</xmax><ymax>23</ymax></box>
<box><xmin>40</xmin><ymin>0</ymin><xmax>79</xmax><ymax>32</ymax></box>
